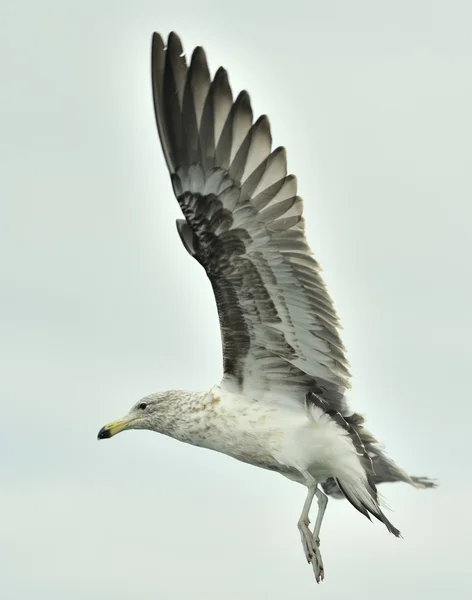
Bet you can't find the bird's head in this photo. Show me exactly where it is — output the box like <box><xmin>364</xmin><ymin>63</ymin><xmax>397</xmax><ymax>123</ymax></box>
<box><xmin>97</xmin><ymin>392</ymin><xmax>176</xmax><ymax>440</ymax></box>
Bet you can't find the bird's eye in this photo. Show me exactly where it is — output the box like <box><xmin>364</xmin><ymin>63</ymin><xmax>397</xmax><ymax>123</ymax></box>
<box><xmin>138</xmin><ymin>402</ymin><xmax>147</xmax><ymax>410</ymax></box>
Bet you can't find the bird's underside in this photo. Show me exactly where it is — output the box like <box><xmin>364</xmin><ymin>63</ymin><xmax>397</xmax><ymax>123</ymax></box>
<box><xmin>98</xmin><ymin>31</ymin><xmax>436</xmax><ymax>586</ymax></box>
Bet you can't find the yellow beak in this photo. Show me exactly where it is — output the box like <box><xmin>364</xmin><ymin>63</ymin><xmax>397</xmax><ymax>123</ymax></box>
<box><xmin>97</xmin><ymin>416</ymin><xmax>138</xmax><ymax>439</ymax></box>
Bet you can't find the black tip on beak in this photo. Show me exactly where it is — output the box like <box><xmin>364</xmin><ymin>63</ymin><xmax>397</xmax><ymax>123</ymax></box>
<box><xmin>97</xmin><ymin>426</ymin><xmax>111</xmax><ymax>440</ymax></box>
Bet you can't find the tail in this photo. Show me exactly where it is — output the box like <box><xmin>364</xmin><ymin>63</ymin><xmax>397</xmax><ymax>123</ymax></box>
<box><xmin>321</xmin><ymin>419</ymin><xmax>437</xmax><ymax>498</ymax></box>
<box><xmin>303</xmin><ymin>394</ymin><xmax>434</xmax><ymax>536</ymax></box>
<box><xmin>323</xmin><ymin>456</ymin><xmax>437</xmax><ymax>498</ymax></box>
<box><xmin>409</xmin><ymin>475</ymin><xmax>437</xmax><ymax>489</ymax></box>
<box><xmin>335</xmin><ymin>475</ymin><xmax>401</xmax><ymax>538</ymax></box>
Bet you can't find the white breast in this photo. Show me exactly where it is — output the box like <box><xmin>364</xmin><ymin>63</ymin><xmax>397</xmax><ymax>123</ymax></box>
<box><xmin>172</xmin><ymin>386</ymin><xmax>362</xmax><ymax>486</ymax></box>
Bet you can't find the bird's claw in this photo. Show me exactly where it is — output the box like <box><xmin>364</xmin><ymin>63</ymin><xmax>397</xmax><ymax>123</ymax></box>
<box><xmin>299</xmin><ymin>521</ymin><xmax>324</xmax><ymax>582</ymax></box>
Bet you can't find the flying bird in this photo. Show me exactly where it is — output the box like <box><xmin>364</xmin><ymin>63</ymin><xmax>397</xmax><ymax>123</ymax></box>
<box><xmin>98</xmin><ymin>32</ymin><xmax>435</xmax><ymax>582</ymax></box>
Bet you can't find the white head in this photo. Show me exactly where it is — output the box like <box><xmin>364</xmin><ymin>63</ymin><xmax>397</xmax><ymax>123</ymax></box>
<box><xmin>97</xmin><ymin>391</ymin><xmax>182</xmax><ymax>440</ymax></box>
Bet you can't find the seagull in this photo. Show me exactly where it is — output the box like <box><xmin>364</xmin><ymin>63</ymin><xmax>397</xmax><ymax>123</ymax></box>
<box><xmin>98</xmin><ymin>32</ymin><xmax>435</xmax><ymax>583</ymax></box>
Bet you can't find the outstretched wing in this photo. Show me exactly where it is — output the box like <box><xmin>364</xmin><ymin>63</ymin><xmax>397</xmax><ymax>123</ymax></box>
<box><xmin>152</xmin><ymin>32</ymin><xmax>350</xmax><ymax>412</ymax></box>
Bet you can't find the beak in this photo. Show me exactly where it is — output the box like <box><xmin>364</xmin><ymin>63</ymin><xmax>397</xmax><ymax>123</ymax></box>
<box><xmin>97</xmin><ymin>416</ymin><xmax>137</xmax><ymax>440</ymax></box>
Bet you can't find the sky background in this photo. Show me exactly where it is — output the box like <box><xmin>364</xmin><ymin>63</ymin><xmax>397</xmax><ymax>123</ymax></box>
<box><xmin>1</xmin><ymin>0</ymin><xmax>470</xmax><ymax>598</ymax></box>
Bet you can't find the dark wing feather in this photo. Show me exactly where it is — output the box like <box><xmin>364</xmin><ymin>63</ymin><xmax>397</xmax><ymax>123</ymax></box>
<box><xmin>152</xmin><ymin>32</ymin><xmax>351</xmax><ymax>411</ymax></box>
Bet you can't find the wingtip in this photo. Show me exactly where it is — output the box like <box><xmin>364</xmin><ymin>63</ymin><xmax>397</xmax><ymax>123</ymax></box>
<box><xmin>236</xmin><ymin>89</ymin><xmax>251</xmax><ymax>104</ymax></box>
<box><xmin>234</xmin><ymin>90</ymin><xmax>252</xmax><ymax>117</ymax></box>
<box><xmin>166</xmin><ymin>31</ymin><xmax>184</xmax><ymax>57</ymax></box>
<box><xmin>214</xmin><ymin>65</ymin><xmax>229</xmax><ymax>81</ymax></box>
<box><xmin>151</xmin><ymin>33</ymin><xmax>165</xmax><ymax>61</ymax></box>
<box><xmin>212</xmin><ymin>67</ymin><xmax>232</xmax><ymax>102</ymax></box>
<box><xmin>167</xmin><ymin>31</ymin><xmax>182</xmax><ymax>45</ymax></box>
<box><xmin>189</xmin><ymin>45</ymin><xmax>210</xmax><ymax>81</ymax></box>
<box><xmin>255</xmin><ymin>113</ymin><xmax>272</xmax><ymax>133</ymax></box>
<box><xmin>191</xmin><ymin>45</ymin><xmax>207</xmax><ymax>63</ymax></box>
<box><xmin>152</xmin><ymin>32</ymin><xmax>163</xmax><ymax>45</ymax></box>
<box><xmin>151</xmin><ymin>31</ymin><xmax>183</xmax><ymax>49</ymax></box>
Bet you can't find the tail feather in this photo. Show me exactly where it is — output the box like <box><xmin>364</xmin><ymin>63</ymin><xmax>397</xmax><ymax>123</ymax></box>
<box><xmin>304</xmin><ymin>395</ymin><xmax>433</xmax><ymax>536</ymax></box>
<box><xmin>369</xmin><ymin>449</ymin><xmax>437</xmax><ymax>490</ymax></box>
<box><xmin>335</xmin><ymin>477</ymin><xmax>401</xmax><ymax>538</ymax></box>
<box><xmin>410</xmin><ymin>475</ymin><xmax>437</xmax><ymax>489</ymax></box>
<box><xmin>321</xmin><ymin>420</ymin><xmax>437</xmax><ymax>498</ymax></box>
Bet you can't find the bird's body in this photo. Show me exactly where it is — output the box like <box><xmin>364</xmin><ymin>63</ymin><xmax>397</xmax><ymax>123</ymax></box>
<box><xmin>152</xmin><ymin>387</ymin><xmax>294</xmax><ymax>474</ymax></box>
<box><xmin>150</xmin><ymin>386</ymin><xmax>370</xmax><ymax>489</ymax></box>
<box><xmin>98</xmin><ymin>31</ymin><xmax>435</xmax><ymax>583</ymax></box>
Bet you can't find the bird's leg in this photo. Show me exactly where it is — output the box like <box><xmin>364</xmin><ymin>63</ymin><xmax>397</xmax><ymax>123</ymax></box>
<box><xmin>312</xmin><ymin>488</ymin><xmax>328</xmax><ymax>548</ymax></box>
<box><xmin>298</xmin><ymin>485</ymin><xmax>316</xmax><ymax>562</ymax></box>
<box><xmin>297</xmin><ymin>480</ymin><xmax>324</xmax><ymax>583</ymax></box>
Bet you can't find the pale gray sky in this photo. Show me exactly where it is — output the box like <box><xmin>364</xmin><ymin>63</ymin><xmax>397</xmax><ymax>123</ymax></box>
<box><xmin>1</xmin><ymin>0</ymin><xmax>470</xmax><ymax>598</ymax></box>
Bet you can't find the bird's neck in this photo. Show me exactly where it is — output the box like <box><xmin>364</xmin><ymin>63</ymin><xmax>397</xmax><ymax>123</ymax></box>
<box><xmin>154</xmin><ymin>389</ymin><xmax>214</xmax><ymax>443</ymax></box>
